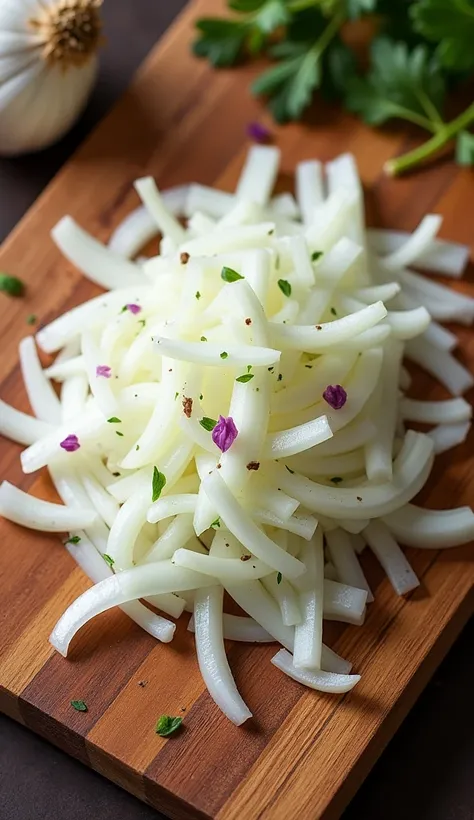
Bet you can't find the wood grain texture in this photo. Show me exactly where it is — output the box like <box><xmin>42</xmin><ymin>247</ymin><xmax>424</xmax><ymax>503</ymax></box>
<box><xmin>0</xmin><ymin>1</ymin><xmax>473</xmax><ymax>818</ymax></box>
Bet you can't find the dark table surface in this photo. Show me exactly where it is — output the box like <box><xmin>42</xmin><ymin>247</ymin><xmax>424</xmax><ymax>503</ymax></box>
<box><xmin>0</xmin><ymin>3</ymin><xmax>473</xmax><ymax>819</ymax></box>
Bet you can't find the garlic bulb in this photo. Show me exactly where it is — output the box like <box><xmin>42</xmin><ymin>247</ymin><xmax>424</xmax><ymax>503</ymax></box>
<box><xmin>0</xmin><ymin>0</ymin><xmax>103</xmax><ymax>157</ymax></box>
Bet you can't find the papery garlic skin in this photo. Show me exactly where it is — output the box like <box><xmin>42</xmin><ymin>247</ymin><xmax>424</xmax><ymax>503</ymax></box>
<box><xmin>0</xmin><ymin>0</ymin><xmax>102</xmax><ymax>157</ymax></box>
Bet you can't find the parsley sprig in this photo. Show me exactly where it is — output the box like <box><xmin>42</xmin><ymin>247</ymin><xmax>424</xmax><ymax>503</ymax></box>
<box><xmin>193</xmin><ymin>0</ymin><xmax>474</xmax><ymax>174</ymax></box>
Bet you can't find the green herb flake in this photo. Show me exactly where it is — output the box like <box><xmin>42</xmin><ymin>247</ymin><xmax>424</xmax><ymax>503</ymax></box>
<box><xmin>277</xmin><ymin>279</ymin><xmax>292</xmax><ymax>298</ymax></box>
<box><xmin>107</xmin><ymin>417</ymin><xmax>122</xmax><ymax>424</ymax></box>
<box><xmin>71</xmin><ymin>700</ymin><xmax>88</xmax><ymax>712</ymax></box>
<box><xmin>221</xmin><ymin>266</ymin><xmax>244</xmax><ymax>283</ymax></box>
<box><xmin>220</xmin><ymin>351</ymin><xmax>228</xmax><ymax>359</ymax></box>
<box><xmin>65</xmin><ymin>535</ymin><xmax>81</xmax><ymax>546</ymax></box>
<box><xmin>330</xmin><ymin>476</ymin><xmax>343</xmax><ymax>484</ymax></box>
<box><xmin>199</xmin><ymin>393</ymin><xmax>203</xmax><ymax>401</ymax></box>
<box><xmin>247</xmin><ymin>364</ymin><xmax>252</xmax><ymax>373</ymax></box>
<box><xmin>138</xmin><ymin>319</ymin><xmax>146</xmax><ymax>327</ymax></box>
<box><xmin>311</xmin><ymin>251</ymin><xmax>323</xmax><ymax>262</ymax></box>
<box><xmin>155</xmin><ymin>715</ymin><xmax>183</xmax><ymax>738</ymax></box>
<box><xmin>277</xmin><ymin>572</ymin><xmax>282</xmax><ymax>585</ymax></box>
<box><xmin>0</xmin><ymin>274</ymin><xmax>25</xmax><ymax>298</ymax></box>
<box><xmin>236</xmin><ymin>373</ymin><xmax>255</xmax><ymax>383</ymax></box>
<box><xmin>211</xmin><ymin>517</ymin><xmax>221</xmax><ymax>529</ymax></box>
<box><xmin>195</xmin><ymin>291</ymin><xmax>201</xmax><ymax>300</ymax></box>
<box><xmin>330</xmin><ymin>307</ymin><xmax>337</xmax><ymax>316</ymax></box>
<box><xmin>200</xmin><ymin>336</ymin><xmax>207</xmax><ymax>342</ymax></box>
<box><xmin>175</xmin><ymin>391</ymin><xmax>179</xmax><ymax>401</ymax></box>
<box><xmin>199</xmin><ymin>417</ymin><xmax>217</xmax><ymax>432</ymax></box>
<box><xmin>152</xmin><ymin>468</ymin><xmax>167</xmax><ymax>503</ymax></box>
<box><xmin>115</xmin><ymin>431</ymin><xmax>124</xmax><ymax>437</ymax></box>
<box><xmin>103</xmin><ymin>554</ymin><xmax>115</xmax><ymax>568</ymax></box>
<box><xmin>26</xmin><ymin>314</ymin><xmax>37</xmax><ymax>325</ymax></box>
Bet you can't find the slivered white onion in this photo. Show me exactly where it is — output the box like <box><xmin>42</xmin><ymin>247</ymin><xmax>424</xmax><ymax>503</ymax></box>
<box><xmin>0</xmin><ymin>481</ymin><xmax>97</xmax><ymax>531</ymax></box>
<box><xmin>272</xmin><ymin>649</ymin><xmax>360</xmax><ymax>694</ymax></box>
<box><xmin>0</xmin><ymin>146</ymin><xmax>472</xmax><ymax>729</ymax></box>
<box><xmin>52</xmin><ymin>216</ymin><xmax>142</xmax><ymax>290</ymax></box>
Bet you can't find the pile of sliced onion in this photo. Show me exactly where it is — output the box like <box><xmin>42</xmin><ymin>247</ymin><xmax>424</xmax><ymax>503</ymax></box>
<box><xmin>1</xmin><ymin>146</ymin><xmax>473</xmax><ymax>726</ymax></box>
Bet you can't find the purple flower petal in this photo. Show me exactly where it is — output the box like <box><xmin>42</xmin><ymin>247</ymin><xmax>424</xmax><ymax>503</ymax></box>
<box><xmin>247</xmin><ymin>122</ymin><xmax>272</xmax><ymax>144</ymax></box>
<box><xmin>323</xmin><ymin>384</ymin><xmax>347</xmax><ymax>410</ymax></box>
<box><xmin>60</xmin><ymin>434</ymin><xmax>80</xmax><ymax>453</ymax></box>
<box><xmin>96</xmin><ymin>365</ymin><xmax>112</xmax><ymax>379</ymax></box>
<box><xmin>212</xmin><ymin>415</ymin><xmax>238</xmax><ymax>453</ymax></box>
<box><xmin>126</xmin><ymin>303</ymin><xmax>142</xmax><ymax>315</ymax></box>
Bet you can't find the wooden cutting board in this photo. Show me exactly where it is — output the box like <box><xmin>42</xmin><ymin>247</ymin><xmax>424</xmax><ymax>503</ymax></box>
<box><xmin>1</xmin><ymin>2</ymin><xmax>473</xmax><ymax>818</ymax></box>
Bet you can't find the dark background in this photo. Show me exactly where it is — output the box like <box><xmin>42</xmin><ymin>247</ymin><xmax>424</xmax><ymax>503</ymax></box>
<box><xmin>0</xmin><ymin>2</ymin><xmax>473</xmax><ymax>819</ymax></box>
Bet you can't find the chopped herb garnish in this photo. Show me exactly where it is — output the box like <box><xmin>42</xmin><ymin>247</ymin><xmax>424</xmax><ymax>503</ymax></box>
<box><xmin>330</xmin><ymin>476</ymin><xmax>343</xmax><ymax>484</ymax></box>
<box><xmin>0</xmin><ymin>273</ymin><xmax>25</xmax><ymax>297</ymax></box>
<box><xmin>65</xmin><ymin>535</ymin><xmax>81</xmax><ymax>545</ymax></box>
<box><xmin>135</xmin><ymin>444</ymin><xmax>140</xmax><ymax>451</ymax></box>
<box><xmin>71</xmin><ymin>700</ymin><xmax>88</xmax><ymax>712</ymax></box>
<box><xmin>357</xmin><ymin>496</ymin><xmax>363</xmax><ymax>502</ymax></box>
<box><xmin>155</xmin><ymin>715</ymin><xmax>183</xmax><ymax>737</ymax></box>
<box><xmin>311</xmin><ymin>251</ymin><xmax>323</xmax><ymax>262</ymax></box>
<box><xmin>115</xmin><ymin>431</ymin><xmax>124</xmax><ymax>437</ymax></box>
<box><xmin>175</xmin><ymin>391</ymin><xmax>179</xmax><ymax>400</ymax></box>
<box><xmin>152</xmin><ymin>468</ymin><xmax>167</xmax><ymax>502</ymax></box>
<box><xmin>285</xmin><ymin>465</ymin><xmax>295</xmax><ymax>474</ymax></box>
<box><xmin>26</xmin><ymin>314</ymin><xmax>37</xmax><ymax>325</ymax></box>
<box><xmin>277</xmin><ymin>374</ymin><xmax>283</xmax><ymax>382</ymax></box>
<box><xmin>212</xmin><ymin>415</ymin><xmax>238</xmax><ymax>452</ymax></box>
<box><xmin>247</xmin><ymin>365</ymin><xmax>252</xmax><ymax>373</ymax></box>
<box><xmin>195</xmin><ymin>291</ymin><xmax>201</xmax><ymax>300</ymax></box>
<box><xmin>138</xmin><ymin>319</ymin><xmax>146</xmax><ymax>327</ymax></box>
<box><xmin>103</xmin><ymin>554</ymin><xmax>115</xmax><ymax>568</ymax></box>
<box><xmin>200</xmin><ymin>335</ymin><xmax>207</xmax><ymax>342</ymax></box>
<box><xmin>268</xmin><ymin>366</ymin><xmax>274</xmax><ymax>373</ymax></box>
<box><xmin>199</xmin><ymin>393</ymin><xmax>203</xmax><ymax>401</ymax></box>
<box><xmin>330</xmin><ymin>307</ymin><xmax>337</xmax><ymax>316</ymax></box>
<box><xmin>211</xmin><ymin>517</ymin><xmax>221</xmax><ymax>529</ymax></box>
<box><xmin>107</xmin><ymin>417</ymin><xmax>122</xmax><ymax>424</ymax></box>
<box><xmin>220</xmin><ymin>351</ymin><xmax>228</xmax><ymax>359</ymax></box>
<box><xmin>323</xmin><ymin>384</ymin><xmax>347</xmax><ymax>410</ymax></box>
<box><xmin>305</xmin><ymin>364</ymin><xmax>312</xmax><ymax>369</ymax></box>
<box><xmin>277</xmin><ymin>572</ymin><xmax>282</xmax><ymax>585</ymax></box>
<box><xmin>199</xmin><ymin>417</ymin><xmax>217</xmax><ymax>432</ymax></box>
<box><xmin>236</xmin><ymin>373</ymin><xmax>254</xmax><ymax>383</ymax></box>
<box><xmin>221</xmin><ymin>266</ymin><xmax>244</xmax><ymax>283</ymax></box>
<box><xmin>277</xmin><ymin>279</ymin><xmax>292</xmax><ymax>297</ymax></box>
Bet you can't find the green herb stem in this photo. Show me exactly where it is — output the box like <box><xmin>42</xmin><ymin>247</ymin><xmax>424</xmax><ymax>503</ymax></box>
<box><xmin>386</xmin><ymin>101</ymin><xmax>474</xmax><ymax>176</ymax></box>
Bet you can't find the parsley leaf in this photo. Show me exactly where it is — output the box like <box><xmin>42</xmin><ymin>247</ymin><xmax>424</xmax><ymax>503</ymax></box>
<box><xmin>211</xmin><ymin>517</ymin><xmax>221</xmax><ymax>529</ymax></box>
<box><xmin>152</xmin><ymin>468</ymin><xmax>167</xmax><ymax>502</ymax></box>
<box><xmin>193</xmin><ymin>18</ymin><xmax>248</xmax><ymax>67</ymax></box>
<box><xmin>277</xmin><ymin>279</ymin><xmax>292</xmax><ymax>297</ymax></box>
<box><xmin>155</xmin><ymin>715</ymin><xmax>183</xmax><ymax>737</ymax></box>
<box><xmin>0</xmin><ymin>274</ymin><xmax>25</xmax><ymax>297</ymax></box>
<box><xmin>411</xmin><ymin>0</ymin><xmax>474</xmax><ymax>73</ymax></box>
<box><xmin>199</xmin><ymin>417</ymin><xmax>217</xmax><ymax>431</ymax></box>
<box><xmin>277</xmin><ymin>571</ymin><xmax>282</xmax><ymax>584</ymax></box>
<box><xmin>221</xmin><ymin>266</ymin><xmax>244</xmax><ymax>283</ymax></box>
<box><xmin>71</xmin><ymin>700</ymin><xmax>88</xmax><ymax>712</ymax></box>
<box><xmin>345</xmin><ymin>39</ymin><xmax>446</xmax><ymax>128</ymax></box>
<box><xmin>65</xmin><ymin>535</ymin><xmax>81</xmax><ymax>546</ymax></box>
<box><xmin>103</xmin><ymin>554</ymin><xmax>115</xmax><ymax>568</ymax></box>
<box><xmin>456</xmin><ymin>130</ymin><xmax>474</xmax><ymax>166</ymax></box>
<box><xmin>236</xmin><ymin>373</ymin><xmax>255</xmax><ymax>383</ymax></box>
<box><xmin>107</xmin><ymin>417</ymin><xmax>122</xmax><ymax>424</ymax></box>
